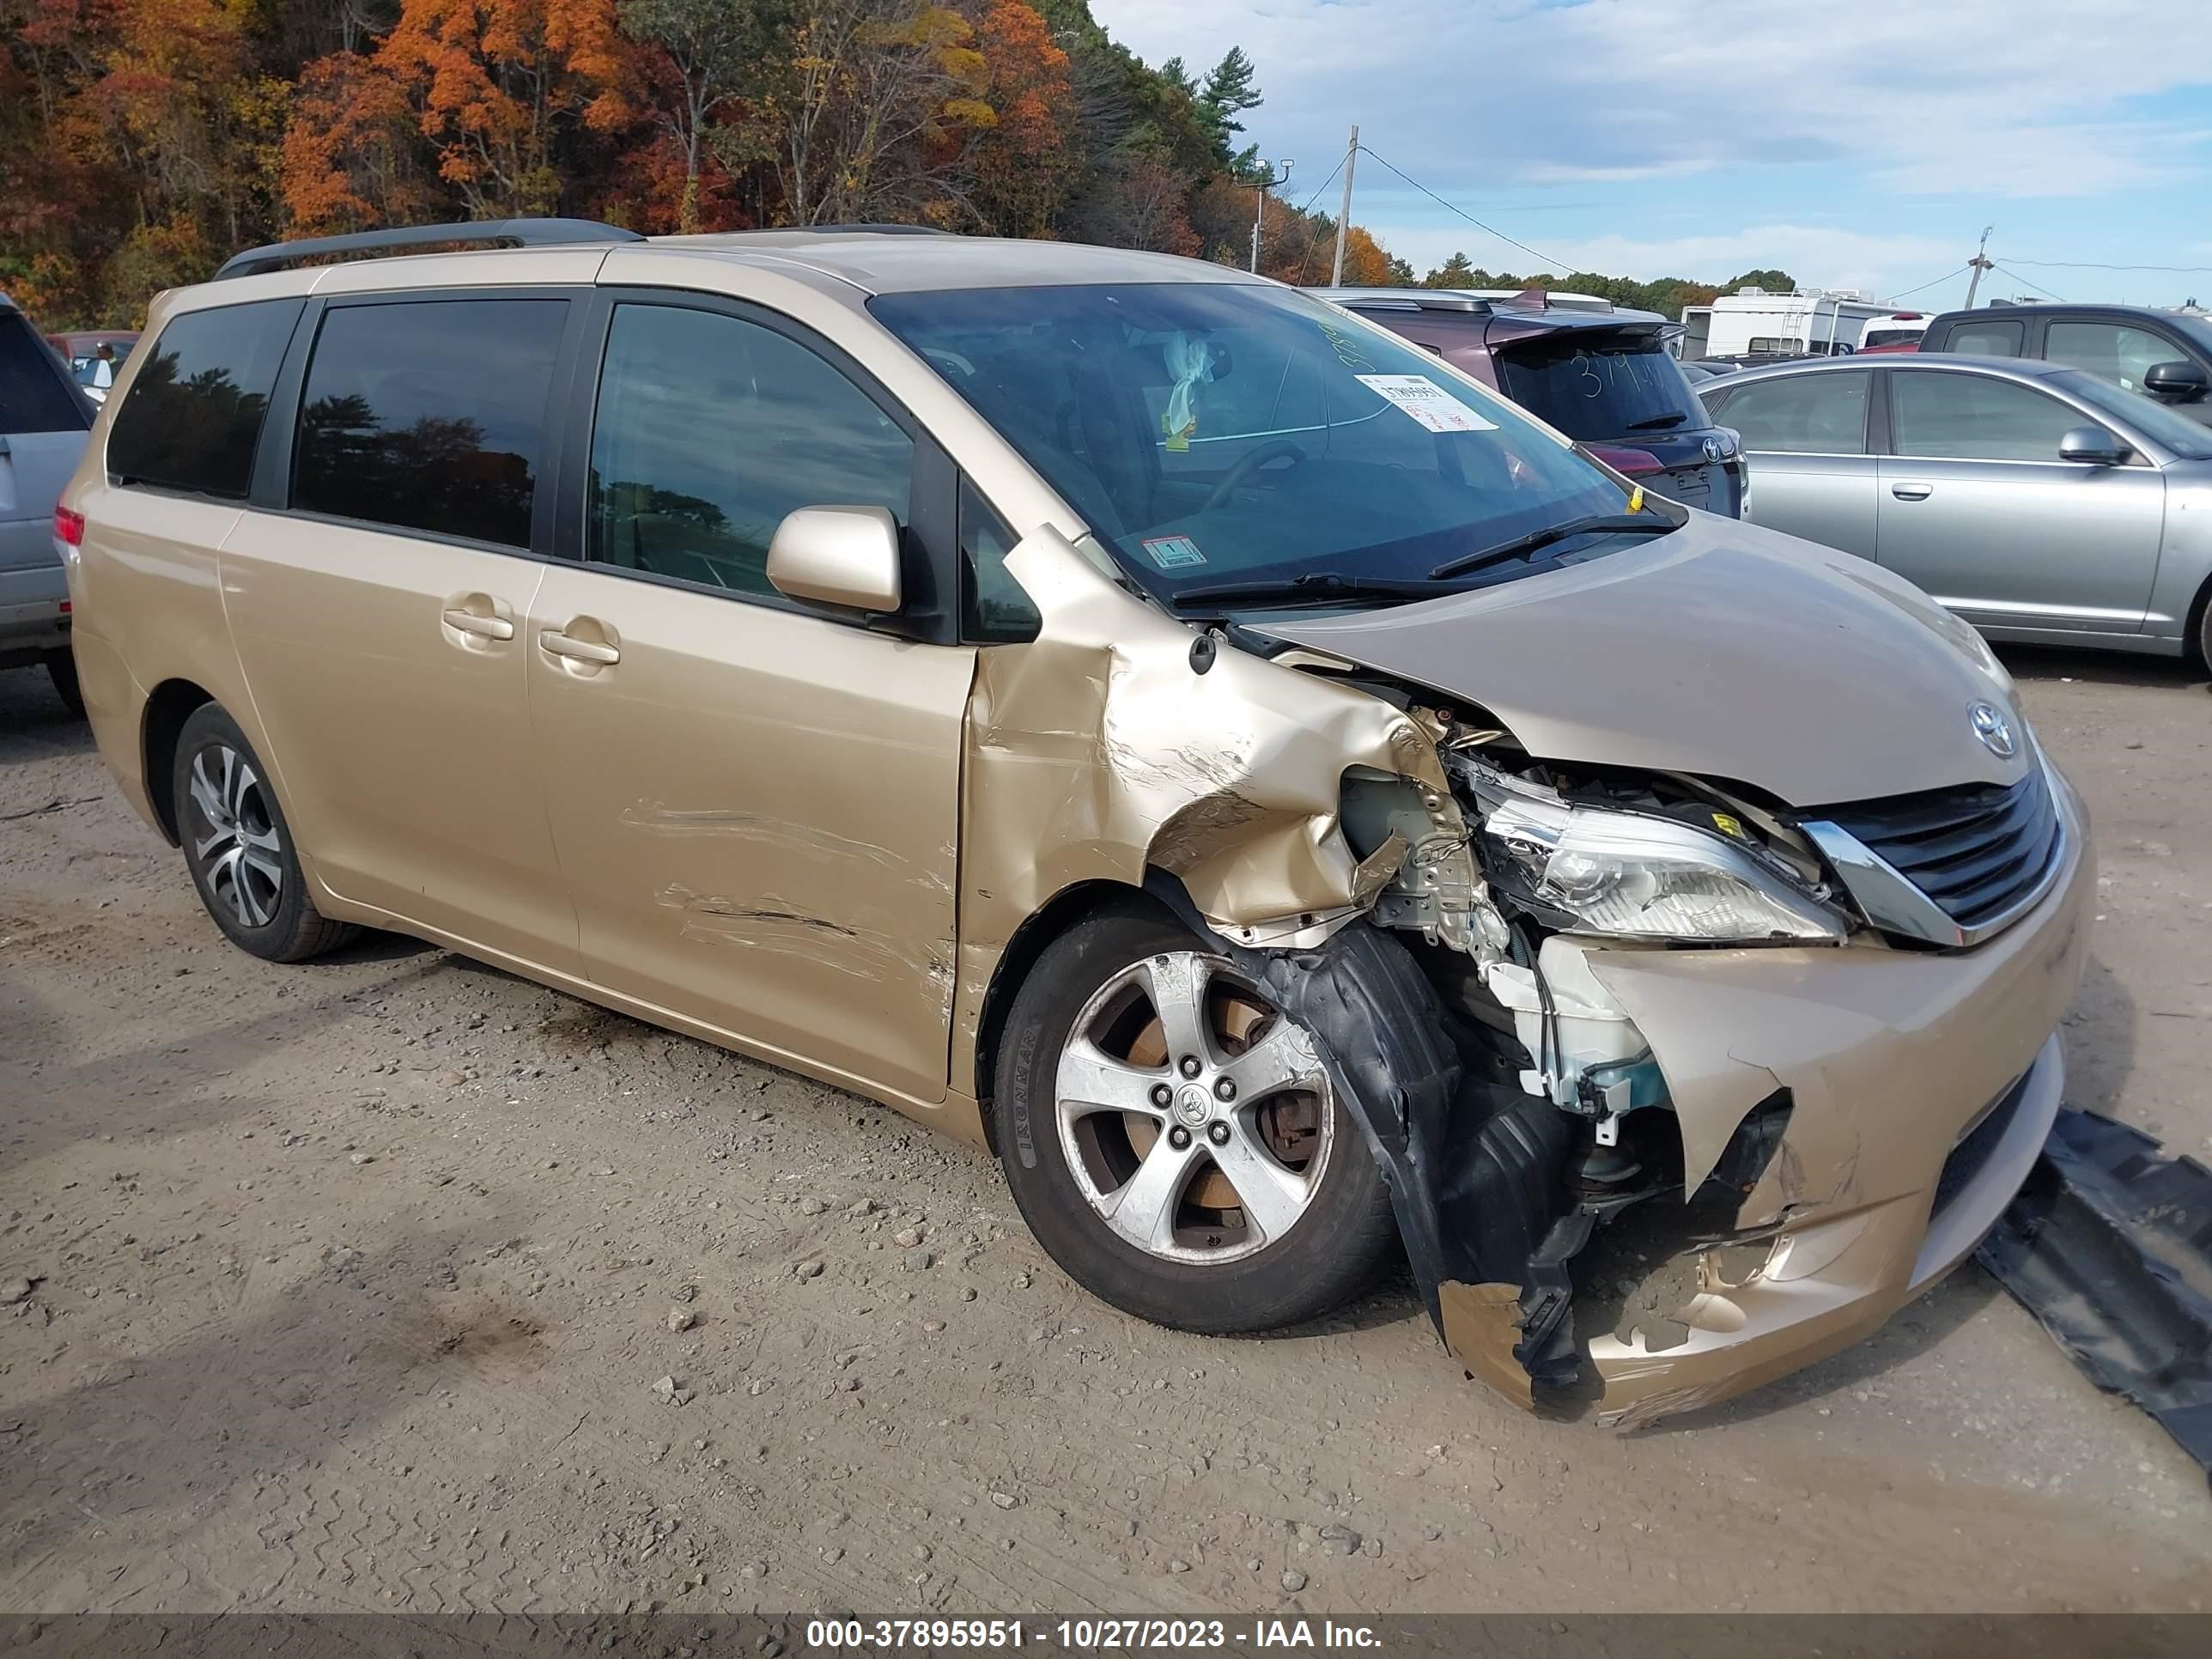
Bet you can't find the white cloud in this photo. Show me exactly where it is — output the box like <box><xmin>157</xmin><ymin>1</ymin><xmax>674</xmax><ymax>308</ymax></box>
<box><xmin>1094</xmin><ymin>0</ymin><xmax>2212</xmax><ymax>199</ymax></box>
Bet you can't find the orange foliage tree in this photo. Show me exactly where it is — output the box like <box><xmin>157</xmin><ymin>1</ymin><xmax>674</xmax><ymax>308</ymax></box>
<box><xmin>285</xmin><ymin>0</ymin><xmax>636</xmax><ymax>225</ymax></box>
<box><xmin>953</xmin><ymin>0</ymin><xmax>1073</xmax><ymax>238</ymax></box>
<box><xmin>6</xmin><ymin>0</ymin><xmax>1449</xmax><ymax>326</ymax></box>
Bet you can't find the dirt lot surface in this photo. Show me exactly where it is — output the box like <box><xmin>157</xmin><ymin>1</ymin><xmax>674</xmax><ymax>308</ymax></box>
<box><xmin>3</xmin><ymin>647</ymin><xmax>2209</xmax><ymax>1617</ymax></box>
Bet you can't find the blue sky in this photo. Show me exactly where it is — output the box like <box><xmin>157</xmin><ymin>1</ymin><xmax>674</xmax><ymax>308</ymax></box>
<box><xmin>1091</xmin><ymin>0</ymin><xmax>2212</xmax><ymax>309</ymax></box>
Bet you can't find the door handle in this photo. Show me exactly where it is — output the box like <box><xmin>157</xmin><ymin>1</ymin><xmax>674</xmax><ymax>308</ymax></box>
<box><xmin>538</xmin><ymin>629</ymin><xmax>621</xmax><ymax>666</ymax></box>
<box><xmin>1890</xmin><ymin>482</ymin><xmax>1934</xmax><ymax>501</ymax></box>
<box><xmin>442</xmin><ymin>608</ymin><xmax>514</xmax><ymax>641</ymax></box>
<box><xmin>441</xmin><ymin>592</ymin><xmax>516</xmax><ymax>645</ymax></box>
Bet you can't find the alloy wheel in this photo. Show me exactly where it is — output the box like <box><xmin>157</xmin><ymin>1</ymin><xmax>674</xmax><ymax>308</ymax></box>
<box><xmin>1054</xmin><ymin>951</ymin><xmax>1334</xmax><ymax>1265</ymax></box>
<box><xmin>185</xmin><ymin>743</ymin><xmax>284</xmax><ymax>929</ymax></box>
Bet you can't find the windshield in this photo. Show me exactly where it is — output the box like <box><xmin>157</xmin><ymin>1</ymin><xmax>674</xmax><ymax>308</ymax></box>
<box><xmin>870</xmin><ymin>283</ymin><xmax>1637</xmax><ymax>602</ymax></box>
<box><xmin>1495</xmin><ymin>335</ymin><xmax>1707</xmax><ymax>440</ymax></box>
<box><xmin>2053</xmin><ymin>368</ymin><xmax>2212</xmax><ymax>459</ymax></box>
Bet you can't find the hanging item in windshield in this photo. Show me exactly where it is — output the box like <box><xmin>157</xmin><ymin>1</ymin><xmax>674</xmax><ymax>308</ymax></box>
<box><xmin>871</xmin><ymin>282</ymin><xmax>1644</xmax><ymax>603</ymax></box>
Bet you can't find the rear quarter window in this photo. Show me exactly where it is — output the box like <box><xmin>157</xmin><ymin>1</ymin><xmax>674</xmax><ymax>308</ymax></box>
<box><xmin>0</xmin><ymin>311</ymin><xmax>90</xmax><ymax>434</ymax></box>
<box><xmin>108</xmin><ymin>300</ymin><xmax>306</xmax><ymax>499</ymax></box>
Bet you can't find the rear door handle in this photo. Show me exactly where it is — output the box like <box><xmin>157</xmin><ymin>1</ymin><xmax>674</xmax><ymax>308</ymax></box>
<box><xmin>1890</xmin><ymin>482</ymin><xmax>1934</xmax><ymax>501</ymax></box>
<box><xmin>442</xmin><ymin>608</ymin><xmax>514</xmax><ymax>641</ymax></box>
<box><xmin>538</xmin><ymin>629</ymin><xmax>621</xmax><ymax>665</ymax></box>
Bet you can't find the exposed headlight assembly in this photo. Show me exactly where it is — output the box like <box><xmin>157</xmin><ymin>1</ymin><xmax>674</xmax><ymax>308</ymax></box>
<box><xmin>1480</xmin><ymin>796</ymin><xmax>1844</xmax><ymax>945</ymax></box>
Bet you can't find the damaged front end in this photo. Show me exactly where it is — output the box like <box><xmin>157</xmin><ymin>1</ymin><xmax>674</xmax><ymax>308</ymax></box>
<box><xmin>966</xmin><ymin>528</ymin><xmax>2090</xmax><ymax>1427</ymax></box>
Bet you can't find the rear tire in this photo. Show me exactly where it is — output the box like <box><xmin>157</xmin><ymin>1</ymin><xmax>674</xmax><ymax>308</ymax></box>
<box><xmin>45</xmin><ymin>652</ymin><xmax>84</xmax><ymax>718</ymax></box>
<box><xmin>992</xmin><ymin>910</ymin><xmax>1398</xmax><ymax>1334</ymax></box>
<box><xmin>170</xmin><ymin>702</ymin><xmax>356</xmax><ymax>963</ymax></box>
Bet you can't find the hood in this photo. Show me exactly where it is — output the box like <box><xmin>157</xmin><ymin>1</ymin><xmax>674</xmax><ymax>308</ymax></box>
<box><xmin>1261</xmin><ymin>515</ymin><xmax>2028</xmax><ymax>806</ymax></box>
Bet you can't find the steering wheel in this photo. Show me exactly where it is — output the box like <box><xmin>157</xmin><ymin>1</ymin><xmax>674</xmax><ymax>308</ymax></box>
<box><xmin>1200</xmin><ymin>440</ymin><xmax>1309</xmax><ymax>512</ymax></box>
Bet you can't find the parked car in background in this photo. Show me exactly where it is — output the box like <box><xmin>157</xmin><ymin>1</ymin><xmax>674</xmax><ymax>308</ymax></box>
<box><xmin>45</xmin><ymin>331</ymin><xmax>139</xmax><ymax>404</ymax></box>
<box><xmin>1678</xmin><ymin>359</ymin><xmax>1744</xmax><ymax>383</ymax></box>
<box><xmin>62</xmin><ymin>219</ymin><xmax>2086</xmax><ymax>1429</ymax></box>
<box><xmin>1698</xmin><ymin>353</ymin><xmax>2212</xmax><ymax>661</ymax></box>
<box><xmin>4</xmin><ymin>293</ymin><xmax>94</xmax><ymax>711</ymax></box>
<box><xmin>1856</xmin><ymin>312</ymin><xmax>1928</xmax><ymax>353</ymax></box>
<box><xmin>1917</xmin><ymin>304</ymin><xmax>2212</xmax><ymax>424</ymax></box>
<box><xmin>1315</xmin><ymin>287</ymin><xmax>1746</xmax><ymax>515</ymax></box>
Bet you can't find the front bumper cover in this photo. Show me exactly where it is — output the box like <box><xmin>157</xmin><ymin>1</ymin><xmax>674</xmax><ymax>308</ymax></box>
<box><xmin>1183</xmin><ymin>760</ymin><xmax>2094</xmax><ymax>1427</ymax></box>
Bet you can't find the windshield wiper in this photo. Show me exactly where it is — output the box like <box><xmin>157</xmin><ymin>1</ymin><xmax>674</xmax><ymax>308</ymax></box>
<box><xmin>1170</xmin><ymin>570</ymin><xmax>1447</xmax><ymax>611</ymax></box>
<box><xmin>1624</xmin><ymin>412</ymin><xmax>1692</xmax><ymax>430</ymax></box>
<box><xmin>1426</xmin><ymin>514</ymin><xmax>1674</xmax><ymax>581</ymax></box>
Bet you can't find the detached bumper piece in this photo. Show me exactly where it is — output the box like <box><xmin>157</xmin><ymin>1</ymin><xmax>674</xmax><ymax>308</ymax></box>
<box><xmin>1977</xmin><ymin>1109</ymin><xmax>2212</xmax><ymax>1478</ymax></box>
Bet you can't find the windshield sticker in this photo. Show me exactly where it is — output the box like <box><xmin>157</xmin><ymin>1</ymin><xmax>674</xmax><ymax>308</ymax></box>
<box><xmin>1141</xmin><ymin>535</ymin><xmax>1207</xmax><ymax>569</ymax></box>
<box><xmin>1355</xmin><ymin>374</ymin><xmax>1500</xmax><ymax>433</ymax></box>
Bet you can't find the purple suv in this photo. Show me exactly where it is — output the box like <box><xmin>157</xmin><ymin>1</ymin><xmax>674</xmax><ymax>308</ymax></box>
<box><xmin>1312</xmin><ymin>286</ymin><xmax>1746</xmax><ymax>516</ymax></box>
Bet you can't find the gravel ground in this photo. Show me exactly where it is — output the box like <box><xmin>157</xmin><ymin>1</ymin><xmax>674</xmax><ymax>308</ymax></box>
<box><xmin>2</xmin><ymin>645</ymin><xmax>2207</xmax><ymax>1616</ymax></box>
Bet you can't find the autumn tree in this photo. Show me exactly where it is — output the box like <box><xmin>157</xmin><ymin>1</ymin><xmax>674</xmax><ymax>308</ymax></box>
<box><xmin>750</xmin><ymin>0</ymin><xmax>993</xmax><ymax>225</ymax></box>
<box><xmin>953</xmin><ymin>0</ymin><xmax>1073</xmax><ymax>238</ymax></box>
<box><xmin>281</xmin><ymin>48</ymin><xmax>445</xmax><ymax>232</ymax></box>
<box><xmin>619</xmin><ymin>0</ymin><xmax>774</xmax><ymax>232</ymax></box>
<box><xmin>368</xmin><ymin>0</ymin><xmax>635</xmax><ymax>217</ymax></box>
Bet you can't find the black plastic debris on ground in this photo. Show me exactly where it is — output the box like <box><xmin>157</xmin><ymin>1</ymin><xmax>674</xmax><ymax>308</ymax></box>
<box><xmin>1977</xmin><ymin>1108</ymin><xmax>2212</xmax><ymax>1479</ymax></box>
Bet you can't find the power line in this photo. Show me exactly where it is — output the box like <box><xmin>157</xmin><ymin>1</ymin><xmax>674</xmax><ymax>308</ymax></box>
<box><xmin>1287</xmin><ymin>151</ymin><xmax>1348</xmax><ymax>286</ymax></box>
<box><xmin>1990</xmin><ymin>263</ymin><xmax>2065</xmax><ymax>301</ymax></box>
<box><xmin>1885</xmin><ymin>265</ymin><xmax>1971</xmax><ymax>303</ymax></box>
<box><xmin>1352</xmin><ymin>145</ymin><xmax>1571</xmax><ymax>272</ymax></box>
<box><xmin>1289</xmin><ymin>153</ymin><xmax>1346</xmax><ymax>219</ymax></box>
<box><xmin>2002</xmin><ymin>257</ymin><xmax>2212</xmax><ymax>275</ymax></box>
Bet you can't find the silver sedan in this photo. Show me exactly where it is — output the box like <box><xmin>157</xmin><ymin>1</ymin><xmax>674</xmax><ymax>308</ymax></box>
<box><xmin>1698</xmin><ymin>353</ymin><xmax>2212</xmax><ymax>662</ymax></box>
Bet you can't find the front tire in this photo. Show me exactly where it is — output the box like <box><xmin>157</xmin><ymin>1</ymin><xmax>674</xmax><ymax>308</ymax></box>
<box><xmin>993</xmin><ymin>910</ymin><xmax>1398</xmax><ymax>1334</ymax></box>
<box><xmin>171</xmin><ymin>702</ymin><xmax>356</xmax><ymax>963</ymax></box>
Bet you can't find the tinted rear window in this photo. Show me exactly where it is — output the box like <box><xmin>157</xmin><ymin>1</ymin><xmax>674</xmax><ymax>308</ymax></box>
<box><xmin>0</xmin><ymin>312</ymin><xmax>89</xmax><ymax>434</ymax></box>
<box><xmin>1497</xmin><ymin>336</ymin><xmax>1706</xmax><ymax>441</ymax></box>
<box><xmin>108</xmin><ymin>301</ymin><xmax>303</xmax><ymax>497</ymax></box>
<box><xmin>292</xmin><ymin>299</ymin><xmax>565</xmax><ymax>550</ymax></box>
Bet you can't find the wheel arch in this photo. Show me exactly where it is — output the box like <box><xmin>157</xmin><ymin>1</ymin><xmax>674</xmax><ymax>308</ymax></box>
<box><xmin>142</xmin><ymin>678</ymin><xmax>218</xmax><ymax>845</ymax></box>
<box><xmin>2186</xmin><ymin>565</ymin><xmax>2212</xmax><ymax>670</ymax></box>
<box><xmin>970</xmin><ymin>877</ymin><xmax>1181</xmax><ymax>1152</ymax></box>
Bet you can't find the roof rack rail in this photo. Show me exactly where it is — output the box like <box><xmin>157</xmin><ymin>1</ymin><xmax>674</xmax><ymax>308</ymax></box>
<box><xmin>803</xmin><ymin>223</ymin><xmax>956</xmax><ymax>236</ymax></box>
<box><xmin>1308</xmin><ymin>287</ymin><xmax>1494</xmax><ymax>313</ymax></box>
<box><xmin>215</xmin><ymin>217</ymin><xmax>644</xmax><ymax>281</ymax></box>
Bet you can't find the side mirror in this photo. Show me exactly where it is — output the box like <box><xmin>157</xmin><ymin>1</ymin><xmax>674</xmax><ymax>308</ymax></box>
<box><xmin>766</xmin><ymin>506</ymin><xmax>902</xmax><ymax>613</ymax></box>
<box><xmin>2057</xmin><ymin>425</ymin><xmax>2130</xmax><ymax>466</ymax></box>
<box><xmin>2142</xmin><ymin>359</ymin><xmax>2208</xmax><ymax>401</ymax></box>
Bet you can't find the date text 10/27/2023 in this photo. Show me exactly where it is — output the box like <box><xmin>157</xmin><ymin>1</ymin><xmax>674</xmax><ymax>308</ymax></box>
<box><xmin>803</xmin><ymin>1619</ymin><xmax>1385</xmax><ymax>1650</ymax></box>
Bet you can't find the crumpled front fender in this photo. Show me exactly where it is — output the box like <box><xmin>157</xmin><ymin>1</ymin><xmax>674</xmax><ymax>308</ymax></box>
<box><xmin>951</xmin><ymin>529</ymin><xmax>1458</xmax><ymax>1098</ymax></box>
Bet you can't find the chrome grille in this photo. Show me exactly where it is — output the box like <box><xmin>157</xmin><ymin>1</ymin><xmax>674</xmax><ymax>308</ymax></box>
<box><xmin>1802</xmin><ymin>766</ymin><xmax>2063</xmax><ymax>946</ymax></box>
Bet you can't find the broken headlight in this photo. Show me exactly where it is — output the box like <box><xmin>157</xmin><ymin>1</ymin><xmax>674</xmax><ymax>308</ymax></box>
<box><xmin>1480</xmin><ymin>797</ymin><xmax>1844</xmax><ymax>944</ymax></box>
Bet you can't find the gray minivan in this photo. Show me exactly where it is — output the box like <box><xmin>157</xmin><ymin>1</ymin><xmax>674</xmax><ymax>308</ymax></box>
<box><xmin>1</xmin><ymin>292</ymin><xmax>94</xmax><ymax>713</ymax></box>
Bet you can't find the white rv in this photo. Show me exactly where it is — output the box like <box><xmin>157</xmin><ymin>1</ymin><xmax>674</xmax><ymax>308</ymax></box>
<box><xmin>1676</xmin><ymin>286</ymin><xmax>1895</xmax><ymax>361</ymax></box>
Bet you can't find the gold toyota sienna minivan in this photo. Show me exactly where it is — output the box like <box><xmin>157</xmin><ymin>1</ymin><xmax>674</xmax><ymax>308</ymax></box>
<box><xmin>59</xmin><ymin>221</ymin><xmax>2089</xmax><ymax>1426</ymax></box>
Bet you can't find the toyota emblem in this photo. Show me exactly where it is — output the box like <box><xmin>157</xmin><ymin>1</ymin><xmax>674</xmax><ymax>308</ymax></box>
<box><xmin>1968</xmin><ymin>702</ymin><xmax>2017</xmax><ymax>759</ymax></box>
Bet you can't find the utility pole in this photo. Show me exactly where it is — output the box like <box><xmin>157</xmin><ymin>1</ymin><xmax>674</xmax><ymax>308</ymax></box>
<box><xmin>1249</xmin><ymin>159</ymin><xmax>1292</xmax><ymax>274</ymax></box>
<box><xmin>1963</xmin><ymin>225</ymin><xmax>1995</xmax><ymax>308</ymax></box>
<box><xmin>1329</xmin><ymin>125</ymin><xmax>1358</xmax><ymax>286</ymax></box>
